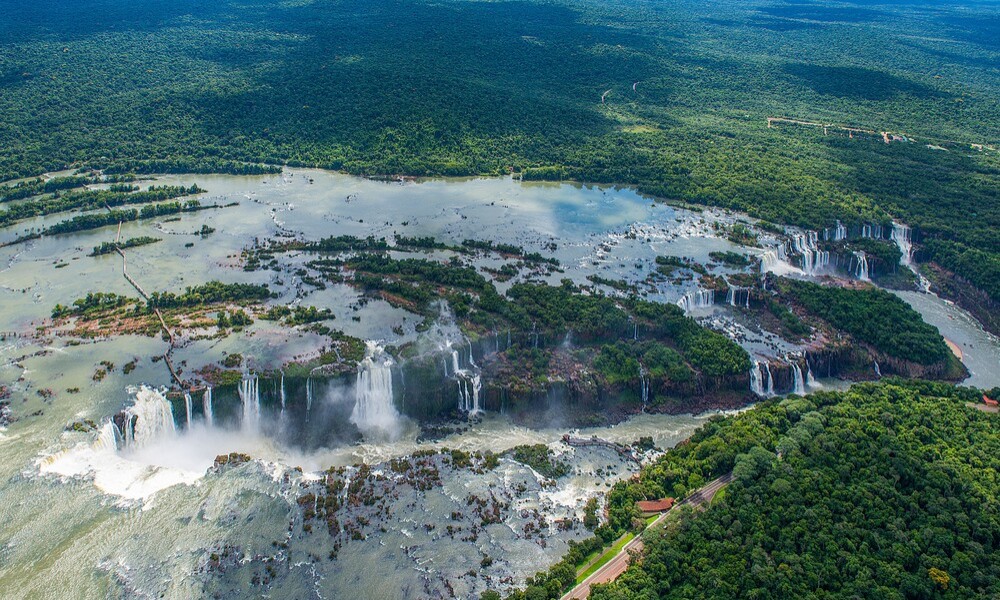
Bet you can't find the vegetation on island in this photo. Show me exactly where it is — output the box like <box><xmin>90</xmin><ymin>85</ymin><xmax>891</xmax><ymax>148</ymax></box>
<box><xmin>778</xmin><ymin>279</ymin><xmax>950</xmax><ymax>365</ymax></box>
<box><xmin>89</xmin><ymin>236</ymin><xmax>161</xmax><ymax>256</ymax></box>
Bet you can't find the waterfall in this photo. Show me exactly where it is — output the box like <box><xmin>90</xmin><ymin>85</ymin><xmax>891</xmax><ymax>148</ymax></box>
<box><xmin>873</xmin><ymin>361</ymin><xmax>882</xmax><ymax>378</ymax></box>
<box><xmin>726</xmin><ymin>287</ymin><xmax>750</xmax><ymax>308</ymax></box>
<box><xmin>280</xmin><ymin>372</ymin><xmax>286</xmax><ymax>412</ymax></box>
<box><xmin>891</xmin><ymin>222</ymin><xmax>913</xmax><ymax>265</ymax></box>
<box><xmin>764</xmin><ymin>362</ymin><xmax>775</xmax><ymax>396</ymax></box>
<box><xmin>122</xmin><ymin>386</ymin><xmax>176</xmax><ymax>449</ymax></box>
<box><xmin>862</xmin><ymin>224</ymin><xmax>884</xmax><ymax>240</ymax></box>
<box><xmin>93</xmin><ymin>421</ymin><xmax>120</xmax><ymax>453</ymax></box>
<box><xmin>351</xmin><ymin>341</ymin><xmax>400</xmax><ymax>434</ymax></box>
<box><xmin>306</xmin><ymin>376</ymin><xmax>313</xmax><ymax>412</ymax></box>
<box><xmin>468</xmin><ymin>341</ymin><xmax>478</xmax><ymax>369</ymax></box>
<box><xmin>238</xmin><ymin>375</ymin><xmax>261</xmax><ymax>433</ymax></box>
<box><xmin>853</xmin><ymin>251</ymin><xmax>870</xmax><ymax>281</ymax></box>
<box><xmin>892</xmin><ymin>221</ymin><xmax>932</xmax><ymax>292</ymax></box>
<box><xmin>805</xmin><ymin>362</ymin><xmax>820</xmax><ymax>388</ymax></box>
<box><xmin>639</xmin><ymin>364</ymin><xmax>649</xmax><ymax>409</ymax></box>
<box><xmin>458</xmin><ymin>374</ymin><xmax>483</xmax><ymax>415</ymax></box>
<box><xmin>834</xmin><ymin>221</ymin><xmax>847</xmax><ymax>241</ymax></box>
<box><xmin>677</xmin><ymin>289</ymin><xmax>714</xmax><ymax>313</ymax></box>
<box><xmin>451</xmin><ymin>348</ymin><xmax>461</xmax><ymax>375</ymax></box>
<box><xmin>791</xmin><ymin>363</ymin><xmax>805</xmax><ymax>395</ymax></box>
<box><xmin>750</xmin><ymin>359</ymin><xmax>765</xmax><ymax>397</ymax></box>
<box><xmin>791</xmin><ymin>232</ymin><xmax>829</xmax><ymax>275</ymax></box>
<box><xmin>183</xmin><ymin>393</ymin><xmax>193</xmax><ymax>428</ymax></box>
<box><xmin>760</xmin><ymin>250</ymin><xmax>779</xmax><ymax>273</ymax></box>
<box><xmin>203</xmin><ymin>387</ymin><xmax>214</xmax><ymax>426</ymax></box>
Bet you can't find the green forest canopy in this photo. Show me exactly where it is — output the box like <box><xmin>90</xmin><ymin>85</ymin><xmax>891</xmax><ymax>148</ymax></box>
<box><xmin>1</xmin><ymin>0</ymin><xmax>998</xmax><ymax>300</ymax></box>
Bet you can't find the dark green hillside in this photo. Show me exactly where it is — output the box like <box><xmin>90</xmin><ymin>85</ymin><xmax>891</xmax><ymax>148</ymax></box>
<box><xmin>588</xmin><ymin>381</ymin><xmax>1000</xmax><ymax>600</ymax></box>
<box><xmin>1</xmin><ymin>0</ymin><xmax>998</xmax><ymax>300</ymax></box>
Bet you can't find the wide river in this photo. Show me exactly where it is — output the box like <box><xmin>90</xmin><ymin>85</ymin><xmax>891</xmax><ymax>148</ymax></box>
<box><xmin>0</xmin><ymin>170</ymin><xmax>996</xmax><ymax>598</ymax></box>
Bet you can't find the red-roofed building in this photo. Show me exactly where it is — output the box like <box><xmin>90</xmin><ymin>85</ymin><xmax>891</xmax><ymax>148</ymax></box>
<box><xmin>637</xmin><ymin>498</ymin><xmax>675</xmax><ymax>515</ymax></box>
<box><xmin>984</xmin><ymin>394</ymin><xmax>998</xmax><ymax>407</ymax></box>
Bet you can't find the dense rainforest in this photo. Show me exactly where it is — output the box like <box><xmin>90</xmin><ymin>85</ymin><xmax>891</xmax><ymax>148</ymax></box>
<box><xmin>507</xmin><ymin>381</ymin><xmax>1000</xmax><ymax>600</ymax></box>
<box><xmin>0</xmin><ymin>0</ymin><xmax>997</xmax><ymax>302</ymax></box>
<box><xmin>587</xmin><ymin>381</ymin><xmax>1000</xmax><ymax>600</ymax></box>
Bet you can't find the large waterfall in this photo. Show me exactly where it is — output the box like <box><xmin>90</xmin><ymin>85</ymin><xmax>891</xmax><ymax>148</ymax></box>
<box><xmin>447</xmin><ymin>339</ymin><xmax>483</xmax><ymax>415</ymax></box>
<box><xmin>238</xmin><ymin>375</ymin><xmax>261</xmax><ymax>432</ymax></box>
<box><xmin>791</xmin><ymin>363</ymin><xmax>805</xmax><ymax>395</ymax></box>
<box><xmin>791</xmin><ymin>232</ymin><xmax>829</xmax><ymax>275</ymax></box>
<box><xmin>351</xmin><ymin>341</ymin><xmax>401</xmax><ymax>435</ymax></box>
<box><xmin>122</xmin><ymin>386</ymin><xmax>177</xmax><ymax>449</ymax></box>
<box><xmin>280</xmin><ymin>372</ymin><xmax>286</xmax><ymax>412</ymax></box>
<box><xmin>853</xmin><ymin>251</ymin><xmax>870</xmax><ymax>281</ymax></box>
<box><xmin>639</xmin><ymin>364</ymin><xmax>649</xmax><ymax>409</ymax></box>
<box><xmin>183</xmin><ymin>393</ymin><xmax>193</xmax><ymax>428</ymax></box>
<box><xmin>750</xmin><ymin>359</ymin><xmax>766</xmax><ymax>397</ymax></box>
<box><xmin>203</xmin><ymin>387</ymin><xmax>213</xmax><ymax>426</ymax></box>
<box><xmin>891</xmin><ymin>222</ymin><xmax>913</xmax><ymax>265</ymax></box>
<box><xmin>677</xmin><ymin>289</ymin><xmax>715</xmax><ymax>313</ymax></box>
<box><xmin>824</xmin><ymin>221</ymin><xmax>848</xmax><ymax>242</ymax></box>
<box><xmin>726</xmin><ymin>287</ymin><xmax>750</xmax><ymax>308</ymax></box>
<box><xmin>891</xmin><ymin>222</ymin><xmax>931</xmax><ymax>292</ymax></box>
<box><xmin>805</xmin><ymin>361</ymin><xmax>820</xmax><ymax>388</ymax></box>
<box><xmin>93</xmin><ymin>422</ymin><xmax>120</xmax><ymax>453</ymax></box>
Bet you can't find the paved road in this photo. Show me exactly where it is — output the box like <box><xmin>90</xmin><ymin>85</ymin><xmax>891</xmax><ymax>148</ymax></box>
<box><xmin>562</xmin><ymin>473</ymin><xmax>733</xmax><ymax>600</ymax></box>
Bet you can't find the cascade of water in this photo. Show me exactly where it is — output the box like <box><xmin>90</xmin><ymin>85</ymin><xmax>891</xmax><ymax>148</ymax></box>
<box><xmin>464</xmin><ymin>374</ymin><xmax>482</xmax><ymax>415</ymax></box>
<box><xmin>854</xmin><ymin>251</ymin><xmax>870</xmax><ymax>281</ymax></box>
<box><xmin>639</xmin><ymin>364</ymin><xmax>649</xmax><ymax>409</ymax></box>
<box><xmin>891</xmin><ymin>222</ymin><xmax>913</xmax><ymax>265</ymax></box>
<box><xmin>677</xmin><ymin>289</ymin><xmax>714</xmax><ymax>313</ymax></box>
<box><xmin>93</xmin><ymin>422</ymin><xmax>120</xmax><ymax>453</ymax></box>
<box><xmin>122</xmin><ymin>386</ymin><xmax>177</xmax><ymax>449</ymax></box>
<box><xmin>203</xmin><ymin>387</ymin><xmax>214</xmax><ymax>426</ymax></box>
<box><xmin>891</xmin><ymin>222</ymin><xmax>932</xmax><ymax>292</ymax></box>
<box><xmin>750</xmin><ymin>359</ymin><xmax>765</xmax><ymax>396</ymax></box>
<box><xmin>764</xmin><ymin>362</ymin><xmax>775</xmax><ymax>396</ymax></box>
<box><xmin>239</xmin><ymin>375</ymin><xmax>261</xmax><ymax>432</ymax></box>
<box><xmin>873</xmin><ymin>361</ymin><xmax>882</xmax><ymax>378</ymax></box>
<box><xmin>791</xmin><ymin>232</ymin><xmax>829</xmax><ymax>275</ymax></box>
<box><xmin>183</xmin><ymin>393</ymin><xmax>193</xmax><ymax>428</ymax></box>
<box><xmin>834</xmin><ymin>221</ymin><xmax>847</xmax><ymax>241</ymax></box>
<box><xmin>468</xmin><ymin>341</ymin><xmax>478</xmax><ymax>369</ymax></box>
<box><xmin>451</xmin><ymin>348</ymin><xmax>461</xmax><ymax>375</ymax></box>
<box><xmin>280</xmin><ymin>372</ymin><xmax>286</xmax><ymax>412</ymax></box>
<box><xmin>805</xmin><ymin>361</ymin><xmax>820</xmax><ymax>388</ymax></box>
<box><xmin>759</xmin><ymin>250</ymin><xmax>779</xmax><ymax>273</ymax></box>
<box><xmin>351</xmin><ymin>341</ymin><xmax>400</xmax><ymax>434</ymax></box>
<box><xmin>792</xmin><ymin>363</ymin><xmax>806</xmax><ymax>395</ymax></box>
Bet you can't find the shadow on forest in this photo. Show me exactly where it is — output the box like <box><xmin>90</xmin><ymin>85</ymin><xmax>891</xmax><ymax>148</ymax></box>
<box><xmin>758</xmin><ymin>4</ymin><xmax>884</xmax><ymax>23</ymax></box>
<box><xmin>783</xmin><ymin>64</ymin><xmax>943</xmax><ymax>102</ymax></box>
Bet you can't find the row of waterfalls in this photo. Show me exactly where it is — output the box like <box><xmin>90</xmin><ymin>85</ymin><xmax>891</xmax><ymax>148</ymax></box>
<box><xmin>761</xmin><ymin>221</ymin><xmax>916</xmax><ymax>282</ymax></box>
<box><xmin>749</xmin><ymin>356</ymin><xmax>822</xmax><ymax>398</ymax></box>
<box><xmin>97</xmin><ymin>331</ymin><xmax>494</xmax><ymax>455</ymax></box>
<box><xmin>676</xmin><ymin>287</ymin><xmax>752</xmax><ymax>313</ymax></box>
